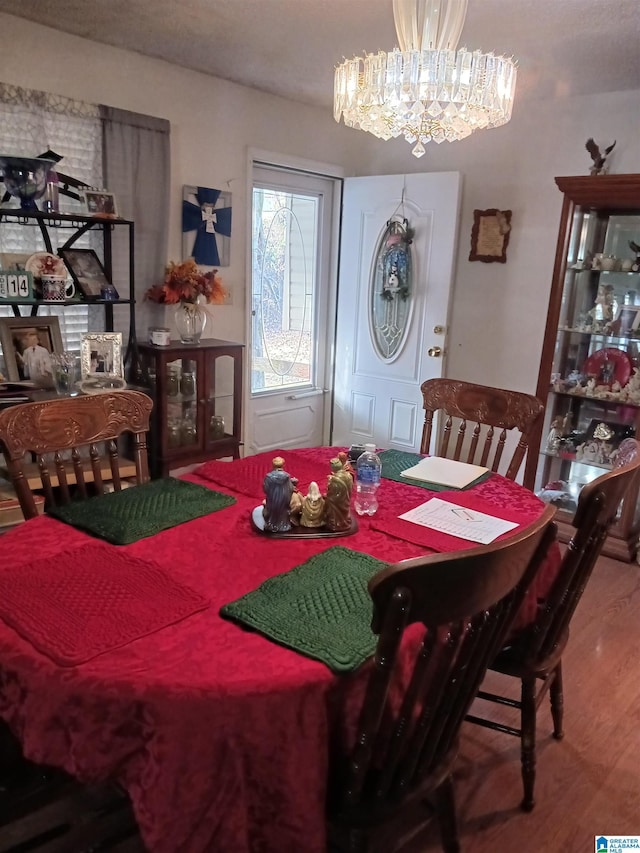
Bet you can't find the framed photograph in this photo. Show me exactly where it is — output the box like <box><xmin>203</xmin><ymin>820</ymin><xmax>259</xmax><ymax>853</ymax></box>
<box><xmin>80</xmin><ymin>332</ymin><xmax>123</xmax><ymax>380</ymax></box>
<box><xmin>0</xmin><ymin>252</ymin><xmax>32</xmax><ymax>272</ymax></box>
<box><xmin>469</xmin><ymin>208</ymin><xmax>512</xmax><ymax>263</ymax></box>
<box><xmin>82</xmin><ymin>189</ymin><xmax>118</xmax><ymax>218</ymax></box>
<box><xmin>0</xmin><ymin>316</ymin><xmax>63</xmax><ymax>385</ymax></box>
<box><xmin>59</xmin><ymin>248</ymin><xmax>117</xmax><ymax>300</ymax></box>
<box><xmin>613</xmin><ymin>304</ymin><xmax>640</xmax><ymax>337</ymax></box>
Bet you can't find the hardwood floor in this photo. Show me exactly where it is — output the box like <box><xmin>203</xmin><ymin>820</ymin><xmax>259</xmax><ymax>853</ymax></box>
<box><xmin>405</xmin><ymin>551</ymin><xmax>640</xmax><ymax>853</ymax></box>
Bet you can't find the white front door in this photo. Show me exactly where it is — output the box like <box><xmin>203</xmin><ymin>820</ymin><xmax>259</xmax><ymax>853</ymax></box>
<box><xmin>332</xmin><ymin>172</ymin><xmax>462</xmax><ymax>451</ymax></box>
<box><xmin>247</xmin><ymin>164</ymin><xmax>339</xmax><ymax>455</ymax></box>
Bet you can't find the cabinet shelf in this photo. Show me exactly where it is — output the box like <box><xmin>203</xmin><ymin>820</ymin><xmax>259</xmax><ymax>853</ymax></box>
<box><xmin>0</xmin><ymin>209</ymin><xmax>133</xmax><ymax>229</ymax></box>
<box><xmin>557</xmin><ymin>325</ymin><xmax>640</xmax><ymax>344</ymax></box>
<box><xmin>538</xmin><ymin>449</ymin><xmax>614</xmax><ymax>472</ymax></box>
<box><xmin>525</xmin><ymin>173</ymin><xmax>640</xmax><ymax>561</ymax></box>
<box><xmin>546</xmin><ymin>388</ymin><xmax>640</xmax><ymax>409</ymax></box>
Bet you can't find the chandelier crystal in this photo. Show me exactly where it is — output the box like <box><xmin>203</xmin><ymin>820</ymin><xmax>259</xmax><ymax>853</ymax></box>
<box><xmin>333</xmin><ymin>0</ymin><xmax>517</xmax><ymax>157</ymax></box>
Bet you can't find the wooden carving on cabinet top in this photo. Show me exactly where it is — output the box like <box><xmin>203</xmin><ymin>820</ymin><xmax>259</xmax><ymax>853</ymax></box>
<box><xmin>420</xmin><ymin>378</ymin><xmax>544</xmax><ymax>481</ymax></box>
<box><xmin>0</xmin><ymin>390</ymin><xmax>152</xmax><ymax>518</ymax></box>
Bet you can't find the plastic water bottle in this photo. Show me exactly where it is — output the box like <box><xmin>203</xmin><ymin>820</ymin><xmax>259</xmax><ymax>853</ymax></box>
<box><xmin>354</xmin><ymin>443</ymin><xmax>382</xmax><ymax>516</ymax></box>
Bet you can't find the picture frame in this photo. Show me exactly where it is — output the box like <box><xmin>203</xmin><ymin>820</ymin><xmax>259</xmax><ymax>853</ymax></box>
<box><xmin>613</xmin><ymin>304</ymin><xmax>640</xmax><ymax>337</ymax></box>
<box><xmin>469</xmin><ymin>208</ymin><xmax>512</xmax><ymax>263</ymax></box>
<box><xmin>0</xmin><ymin>316</ymin><xmax>63</xmax><ymax>385</ymax></box>
<box><xmin>82</xmin><ymin>189</ymin><xmax>118</xmax><ymax>218</ymax></box>
<box><xmin>80</xmin><ymin>332</ymin><xmax>123</xmax><ymax>380</ymax></box>
<box><xmin>0</xmin><ymin>252</ymin><xmax>32</xmax><ymax>272</ymax></box>
<box><xmin>59</xmin><ymin>248</ymin><xmax>118</xmax><ymax>300</ymax></box>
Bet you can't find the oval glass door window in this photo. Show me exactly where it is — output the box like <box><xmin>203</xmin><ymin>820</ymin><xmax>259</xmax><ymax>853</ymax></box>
<box><xmin>370</xmin><ymin>219</ymin><xmax>413</xmax><ymax>359</ymax></box>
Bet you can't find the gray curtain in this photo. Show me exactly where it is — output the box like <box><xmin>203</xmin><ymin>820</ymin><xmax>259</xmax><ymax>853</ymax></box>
<box><xmin>100</xmin><ymin>106</ymin><xmax>170</xmax><ymax>345</ymax></box>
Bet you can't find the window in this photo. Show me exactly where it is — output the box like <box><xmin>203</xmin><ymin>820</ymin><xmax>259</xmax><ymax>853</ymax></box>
<box><xmin>0</xmin><ymin>84</ymin><xmax>103</xmax><ymax>366</ymax></box>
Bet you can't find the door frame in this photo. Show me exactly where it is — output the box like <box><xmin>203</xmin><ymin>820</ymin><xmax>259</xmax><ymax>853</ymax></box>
<box><xmin>245</xmin><ymin>148</ymin><xmax>344</xmax><ymax>453</ymax></box>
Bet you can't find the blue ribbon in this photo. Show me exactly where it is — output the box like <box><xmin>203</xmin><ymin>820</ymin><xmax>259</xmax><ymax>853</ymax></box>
<box><xmin>182</xmin><ymin>186</ymin><xmax>232</xmax><ymax>266</ymax></box>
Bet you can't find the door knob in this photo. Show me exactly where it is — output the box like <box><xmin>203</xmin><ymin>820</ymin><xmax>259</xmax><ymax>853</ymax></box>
<box><xmin>428</xmin><ymin>346</ymin><xmax>443</xmax><ymax>357</ymax></box>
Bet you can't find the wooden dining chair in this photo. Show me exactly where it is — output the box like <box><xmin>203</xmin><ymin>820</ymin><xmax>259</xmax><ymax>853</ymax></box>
<box><xmin>0</xmin><ymin>390</ymin><xmax>152</xmax><ymax>519</ymax></box>
<box><xmin>327</xmin><ymin>503</ymin><xmax>557</xmax><ymax>853</ymax></box>
<box><xmin>420</xmin><ymin>378</ymin><xmax>544</xmax><ymax>480</ymax></box>
<box><xmin>466</xmin><ymin>442</ymin><xmax>640</xmax><ymax>812</ymax></box>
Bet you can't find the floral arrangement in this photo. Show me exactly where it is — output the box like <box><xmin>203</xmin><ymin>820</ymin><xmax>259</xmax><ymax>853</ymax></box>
<box><xmin>145</xmin><ymin>259</ymin><xmax>226</xmax><ymax>305</ymax></box>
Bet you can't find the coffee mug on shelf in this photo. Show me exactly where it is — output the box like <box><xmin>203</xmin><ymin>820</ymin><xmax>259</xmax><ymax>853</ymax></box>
<box><xmin>41</xmin><ymin>274</ymin><xmax>75</xmax><ymax>302</ymax></box>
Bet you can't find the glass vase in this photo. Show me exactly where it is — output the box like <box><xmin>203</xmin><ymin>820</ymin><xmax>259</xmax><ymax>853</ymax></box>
<box><xmin>174</xmin><ymin>301</ymin><xmax>207</xmax><ymax>344</ymax></box>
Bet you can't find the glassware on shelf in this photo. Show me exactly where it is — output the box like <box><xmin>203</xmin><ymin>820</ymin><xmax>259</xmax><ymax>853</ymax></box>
<box><xmin>181</xmin><ymin>370</ymin><xmax>196</xmax><ymax>398</ymax></box>
<box><xmin>209</xmin><ymin>414</ymin><xmax>225</xmax><ymax>440</ymax></box>
<box><xmin>168</xmin><ymin>418</ymin><xmax>182</xmax><ymax>448</ymax></box>
<box><xmin>167</xmin><ymin>364</ymin><xmax>181</xmax><ymax>397</ymax></box>
<box><xmin>181</xmin><ymin>408</ymin><xmax>198</xmax><ymax>445</ymax></box>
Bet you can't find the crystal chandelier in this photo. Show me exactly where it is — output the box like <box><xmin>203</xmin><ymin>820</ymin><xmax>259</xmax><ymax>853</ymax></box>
<box><xmin>333</xmin><ymin>0</ymin><xmax>517</xmax><ymax>158</ymax></box>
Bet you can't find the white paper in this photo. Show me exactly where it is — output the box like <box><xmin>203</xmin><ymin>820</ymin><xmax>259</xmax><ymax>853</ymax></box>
<box><xmin>400</xmin><ymin>456</ymin><xmax>488</xmax><ymax>489</ymax></box>
<box><xmin>398</xmin><ymin>497</ymin><xmax>518</xmax><ymax>544</ymax></box>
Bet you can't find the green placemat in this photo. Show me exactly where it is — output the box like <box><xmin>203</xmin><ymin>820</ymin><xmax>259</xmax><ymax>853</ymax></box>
<box><xmin>221</xmin><ymin>546</ymin><xmax>387</xmax><ymax>673</ymax></box>
<box><xmin>48</xmin><ymin>478</ymin><xmax>236</xmax><ymax>545</ymax></box>
<box><xmin>378</xmin><ymin>449</ymin><xmax>492</xmax><ymax>491</ymax></box>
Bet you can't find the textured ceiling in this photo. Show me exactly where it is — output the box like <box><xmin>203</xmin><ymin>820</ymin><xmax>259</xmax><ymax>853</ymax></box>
<box><xmin>0</xmin><ymin>0</ymin><xmax>639</xmax><ymax>108</ymax></box>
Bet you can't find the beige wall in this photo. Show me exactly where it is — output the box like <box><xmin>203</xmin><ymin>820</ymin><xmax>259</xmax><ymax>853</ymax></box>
<box><xmin>360</xmin><ymin>90</ymin><xmax>640</xmax><ymax>391</ymax></box>
<box><xmin>2</xmin><ymin>11</ymin><xmax>640</xmax><ymax>397</ymax></box>
<box><xmin>0</xmin><ymin>13</ymin><xmax>364</xmax><ymax>344</ymax></box>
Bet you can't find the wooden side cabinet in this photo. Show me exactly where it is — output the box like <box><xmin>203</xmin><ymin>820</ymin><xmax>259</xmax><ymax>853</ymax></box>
<box><xmin>524</xmin><ymin>174</ymin><xmax>640</xmax><ymax>561</ymax></box>
<box><xmin>139</xmin><ymin>339</ymin><xmax>243</xmax><ymax>477</ymax></box>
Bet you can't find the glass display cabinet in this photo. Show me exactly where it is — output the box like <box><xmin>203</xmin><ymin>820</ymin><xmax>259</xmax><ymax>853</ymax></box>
<box><xmin>525</xmin><ymin>174</ymin><xmax>640</xmax><ymax>560</ymax></box>
<box><xmin>138</xmin><ymin>339</ymin><xmax>243</xmax><ymax>477</ymax></box>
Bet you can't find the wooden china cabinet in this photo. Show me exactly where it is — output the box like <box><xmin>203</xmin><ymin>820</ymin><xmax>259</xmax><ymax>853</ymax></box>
<box><xmin>138</xmin><ymin>339</ymin><xmax>243</xmax><ymax>477</ymax></box>
<box><xmin>524</xmin><ymin>174</ymin><xmax>640</xmax><ymax>560</ymax></box>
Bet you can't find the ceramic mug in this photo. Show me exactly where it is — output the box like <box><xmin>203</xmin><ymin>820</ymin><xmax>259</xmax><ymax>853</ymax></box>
<box><xmin>41</xmin><ymin>274</ymin><xmax>75</xmax><ymax>302</ymax></box>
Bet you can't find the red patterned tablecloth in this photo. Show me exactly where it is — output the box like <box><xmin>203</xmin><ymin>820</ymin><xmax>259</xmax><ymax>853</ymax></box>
<box><xmin>0</xmin><ymin>447</ymin><xmax>560</xmax><ymax>853</ymax></box>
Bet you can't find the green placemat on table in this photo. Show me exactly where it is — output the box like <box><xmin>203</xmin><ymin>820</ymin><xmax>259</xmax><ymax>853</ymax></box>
<box><xmin>48</xmin><ymin>478</ymin><xmax>236</xmax><ymax>545</ymax></box>
<box><xmin>378</xmin><ymin>449</ymin><xmax>492</xmax><ymax>491</ymax></box>
<box><xmin>220</xmin><ymin>546</ymin><xmax>387</xmax><ymax>673</ymax></box>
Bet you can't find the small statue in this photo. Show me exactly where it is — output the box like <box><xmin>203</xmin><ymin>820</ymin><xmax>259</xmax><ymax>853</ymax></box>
<box><xmin>589</xmin><ymin>283</ymin><xmax>616</xmax><ymax>324</ymax></box>
<box><xmin>585</xmin><ymin>138</ymin><xmax>616</xmax><ymax>176</ymax></box>
<box><xmin>546</xmin><ymin>416</ymin><xmax>563</xmax><ymax>453</ymax></box>
<box><xmin>300</xmin><ymin>481</ymin><xmax>325</xmax><ymax>528</ymax></box>
<box><xmin>337</xmin><ymin>451</ymin><xmax>355</xmax><ymax>481</ymax></box>
<box><xmin>262</xmin><ymin>468</ymin><xmax>294</xmax><ymax>532</ymax></box>
<box><xmin>289</xmin><ymin>476</ymin><xmax>303</xmax><ymax>525</ymax></box>
<box><xmin>323</xmin><ymin>459</ymin><xmax>352</xmax><ymax>532</ymax></box>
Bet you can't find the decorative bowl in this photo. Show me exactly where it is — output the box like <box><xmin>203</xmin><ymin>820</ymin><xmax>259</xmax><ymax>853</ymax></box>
<box><xmin>0</xmin><ymin>156</ymin><xmax>56</xmax><ymax>210</ymax></box>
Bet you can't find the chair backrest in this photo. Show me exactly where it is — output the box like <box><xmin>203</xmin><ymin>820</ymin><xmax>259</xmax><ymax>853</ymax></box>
<box><xmin>420</xmin><ymin>378</ymin><xmax>544</xmax><ymax>480</ymax></box>
<box><xmin>525</xmin><ymin>440</ymin><xmax>640</xmax><ymax>664</ymax></box>
<box><xmin>0</xmin><ymin>390</ymin><xmax>152</xmax><ymax>519</ymax></box>
<box><xmin>335</xmin><ymin>503</ymin><xmax>556</xmax><ymax>813</ymax></box>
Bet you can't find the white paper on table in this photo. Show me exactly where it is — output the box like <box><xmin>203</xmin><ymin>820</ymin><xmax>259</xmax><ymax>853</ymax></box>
<box><xmin>398</xmin><ymin>497</ymin><xmax>518</xmax><ymax>544</ymax></box>
<box><xmin>400</xmin><ymin>456</ymin><xmax>488</xmax><ymax>489</ymax></box>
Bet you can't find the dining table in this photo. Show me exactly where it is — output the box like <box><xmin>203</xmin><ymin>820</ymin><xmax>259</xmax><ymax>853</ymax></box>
<box><xmin>0</xmin><ymin>446</ymin><xmax>560</xmax><ymax>853</ymax></box>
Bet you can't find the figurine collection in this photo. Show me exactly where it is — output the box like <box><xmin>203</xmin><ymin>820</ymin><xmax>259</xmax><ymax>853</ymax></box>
<box><xmin>261</xmin><ymin>454</ymin><xmax>354</xmax><ymax>534</ymax></box>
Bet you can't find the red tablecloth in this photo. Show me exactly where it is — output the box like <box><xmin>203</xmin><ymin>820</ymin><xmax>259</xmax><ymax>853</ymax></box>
<box><xmin>0</xmin><ymin>447</ymin><xmax>560</xmax><ymax>853</ymax></box>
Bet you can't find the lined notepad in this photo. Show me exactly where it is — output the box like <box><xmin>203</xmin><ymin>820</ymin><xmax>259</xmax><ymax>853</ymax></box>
<box><xmin>398</xmin><ymin>497</ymin><xmax>518</xmax><ymax>544</ymax></box>
<box><xmin>400</xmin><ymin>456</ymin><xmax>488</xmax><ymax>489</ymax></box>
